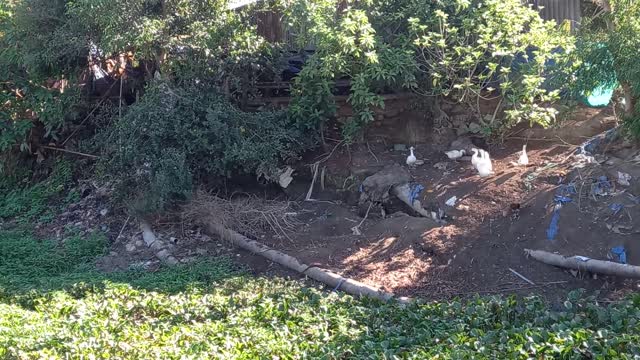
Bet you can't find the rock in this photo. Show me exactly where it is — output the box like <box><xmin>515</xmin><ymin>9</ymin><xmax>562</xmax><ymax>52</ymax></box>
<box><xmin>125</xmin><ymin>243</ymin><xmax>136</xmax><ymax>252</ymax></box>
<box><xmin>393</xmin><ymin>144</ymin><xmax>408</xmax><ymax>151</ymax></box>
<box><xmin>109</xmin><ymin>251</ymin><xmax>119</xmax><ymax>257</ymax></box>
<box><xmin>74</xmin><ymin>221</ymin><xmax>83</xmax><ymax>227</ymax></box>
<box><xmin>135</xmin><ymin>240</ymin><xmax>144</xmax><ymax>247</ymax></box>
<box><xmin>359</xmin><ymin>164</ymin><xmax>411</xmax><ymax>204</ymax></box>
<box><xmin>99</xmin><ymin>208</ymin><xmax>109</xmax><ymax>216</ymax></box>
<box><xmin>195</xmin><ymin>248</ymin><xmax>208</xmax><ymax>256</ymax></box>
<box><xmin>468</xmin><ymin>122</ymin><xmax>481</xmax><ymax>133</ymax></box>
<box><xmin>449</xmin><ymin>137</ymin><xmax>474</xmax><ymax>151</ymax></box>
<box><xmin>100</xmin><ymin>225</ymin><xmax>109</xmax><ymax>232</ymax></box>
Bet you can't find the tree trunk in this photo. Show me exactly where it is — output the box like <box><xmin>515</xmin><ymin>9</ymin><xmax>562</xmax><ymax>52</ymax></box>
<box><xmin>622</xmin><ymin>83</ymin><xmax>636</xmax><ymax>116</ymax></box>
<box><xmin>597</xmin><ymin>0</ymin><xmax>636</xmax><ymax>117</ymax></box>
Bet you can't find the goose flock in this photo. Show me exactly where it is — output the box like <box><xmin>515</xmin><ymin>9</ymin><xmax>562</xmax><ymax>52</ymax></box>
<box><xmin>406</xmin><ymin>141</ymin><xmax>529</xmax><ymax>178</ymax></box>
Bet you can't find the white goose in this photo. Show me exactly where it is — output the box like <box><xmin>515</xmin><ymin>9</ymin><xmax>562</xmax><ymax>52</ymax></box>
<box><xmin>472</xmin><ymin>148</ymin><xmax>493</xmax><ymax>177</ymax></box>
<box><xmin>471</xmin><ymin>148</ymin><xmax>481</xmax><ymax>167</ymax></box>
<box><xmin>406</xmin><ymin>146</ymin><xmax>417</xmax><ymax>167</ymax></box>
<box><xmin>444</xmin><ymin>149</ymin><xmax>465</xmax><ymax>160</ymax></box>
<box><xmin>518</xmin><ymin>144</ymin><xmax>529</xmax><ymax>166</ymax></box>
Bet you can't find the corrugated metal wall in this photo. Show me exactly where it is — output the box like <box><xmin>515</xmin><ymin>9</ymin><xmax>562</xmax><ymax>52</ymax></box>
<box><xmin>529</xmin><ymin>0</ymin><xmax>581</xmax><ymax>29</ymax></box>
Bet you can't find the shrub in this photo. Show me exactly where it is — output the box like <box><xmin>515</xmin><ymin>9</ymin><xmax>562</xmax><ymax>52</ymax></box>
<box><xmin>0</xmin><ymin>159</ymin><xmax>72</xmax><ymax>220</ymax></box>
<box><xmin>571</xmin><ymin>0</ymin><xmax>640</xmax><ymax>138</ymax></box>
<box><xmin>96</xmin><ymin>81</ymin><xmax>312</xmax><ymax>214</ymax></box>
<box><xmin>287</xmin><ymin>0</ymin><xmax>573</xmax><ymax>139</ymax></box>
<box><xmin>0</xmin><ymin>0</ymin><xmax>82</xmax><ymax>153</ymax></box>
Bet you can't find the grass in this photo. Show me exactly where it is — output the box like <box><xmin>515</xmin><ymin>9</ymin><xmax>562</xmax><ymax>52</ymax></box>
<box><xmin>1</xmin><ymin>229</ymin><xmax>640</xmax><ymax>359</ymax></box>
<box><xmin>0</xmin><ymin>160</ymin><xmax>72</xmax><ymax>221</ymax></box>
<box><xmin>1</xmin><ymin>165</ymin><xmax>640</xmax><ymax>358</ymax></box>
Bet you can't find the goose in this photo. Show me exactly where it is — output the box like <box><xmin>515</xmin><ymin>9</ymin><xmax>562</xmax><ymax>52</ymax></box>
<box><xmin>406</xmin><ymin>146</ymin><xmax>417</xmax><ymax>167</ymax></box>
<box><xmin>444</xmin><ymin>149</ymin><xmax>466</xmax><ymax>160</ymax></box>
<box><xmin>476</xmin><ymin>149</ymin><xmax>493</xmax><ymax>177</ymax></box>
<box><xmin>471</xmin><ymin>148</ymin><xmax>493</xmax><ymax>177</ymax></box>
<box><xmin>471</xmin><ymin>148</ymin><xmax>481</xmax><ymax>167</ymax></box>
<box><xmin>518</xmin><ymin>144</ymin><xmax>529</xmax><ymax>166</ymax></box>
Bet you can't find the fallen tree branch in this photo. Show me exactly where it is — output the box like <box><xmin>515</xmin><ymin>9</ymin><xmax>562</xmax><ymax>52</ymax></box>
<box><xmin>509</xmin><ymin>268</ymin><xmax>535</xmax><ymax>285</ymax></box>
<box><xmin>391</xmin><ymin>184</ymin><xmax>432</xmax><ymax>218</ymax></box>
<box><xmin>40</xmin><ymin>145</ymin><xmax>99</xmax><ymax>159</ymax></box>
<box><xmin>202</xmin><ymin>218</ymin><xmax>412</xmax><ymax>304</ymax></box>
<box><xmin>525</xmin><ymin>249</ymin><xmax>640</xmax><ymax>279</ymax></box>
<box><xmin>140</xmin><ymin>221</ymin><xmax>179</xmax><ymax>265</ymax></box>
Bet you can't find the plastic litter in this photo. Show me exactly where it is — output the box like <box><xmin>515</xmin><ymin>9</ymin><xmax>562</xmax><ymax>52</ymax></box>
<box><xmin>611</xmin><ymin>246</ymin><xmax>627</xmax><ymax>264</ymax></box>
<box><xmin>618</xmin><ymin>171</ymin><xmax>632</xmax><ymax>186</ymax></box>
<box><xmin>408</xmin><ymin>184</ymin><xmax>425</xmax><ymax>205</ymax></box>
<box><xmin>554</xmin><ymin>195</ymin><xmax>572</xmax><ymax>204</ymax></box>
<box><xmin>607</xmin><ymin>224</ymin><xmax>634</xmax><ymax>235</ymax></box>
<box><xmin>575</xmin><ymin>128</ymin><xmax>618</xmax><ymax>157</ymax></box>
<box><xmin>546</xmin><ymin>208</ymin><xmax>561</xmax><ymax>241</ymax></box>
<box><xmin>610</xmin><ymin>203</ymin><xmax>624</xmax><ymax>215</ymax></box>
<box><xmin>359</xmin><ymin>184</ymin><xmax>364</xmax><ymax>193</ymax></box>
<box><xmin>547</xmin><ymin>187</ymin><xmax>574</xmax><ymax>241</ymax></box>
<box><xmin>593</xmin><ymin>176</ymin><xmax>612</xmax><ymax>196</ymax></box>
<box><xmin>445</xmin><ymin>196</ymin><xmax>457</xmax><ymax>207</ymax></box>
<box><xmin>556</xmin><ymin>183</ymin><xmax>577</xmax><ymax>197</ymax></box>
<box><xmin>575</xmin><ymin>256</ymin><xmax>591</xmax><ymax>262</ymax></box>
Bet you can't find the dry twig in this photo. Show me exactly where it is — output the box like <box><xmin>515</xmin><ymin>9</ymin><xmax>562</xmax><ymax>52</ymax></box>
<box><xmin>185</xmin><ymin>191</ymin><xmax>302</xmax><ymax>241</ymax></box>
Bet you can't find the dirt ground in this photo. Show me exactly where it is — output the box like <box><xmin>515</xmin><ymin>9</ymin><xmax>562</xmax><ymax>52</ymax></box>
<box><xmin>36</xmin><ymin>106</ymin><xmax>639</xmax><ymax>304</ymax></box>
<box><xmin>241</xmin><ymin>106</ymin><xmax>640</xmax><ymax>303</ymax></box>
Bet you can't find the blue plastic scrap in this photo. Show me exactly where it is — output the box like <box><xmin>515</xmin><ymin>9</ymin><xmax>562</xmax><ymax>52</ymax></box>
<box><xmin>576</xmin><ymin>128</ymin><xmax>618</xmax><ymax>156</ymax></box>
<box><xmin>409</xmin><ymin>183</ymin><xmax>425</xmax><ymax>205</ymax></box>
<box><xmin>593</xmin><ymin>176</ymin><xmax>611</xmax><ymax>196</ymax></box>
<box><xmin>611</xmin><ymin>246</ymin><xmax>627</xmax><ymax>264</ymax></box>
<box><xmin>547</xmin><ymin>186</ymin><xmax>574</xmax><ymax>241</ymax></box>
<box><xmin>556</xmin><ymin>183</ymin><xmax>577</xmax><ymax>197</ymax></box>
<box><xmin>554</xmin><ymin>195</ymin><xmax>573</xmax><ymax>204</ymax></box>
<box><xmin>610</xmin><ymin>203</ymin><xmax>624</xmax><ymax>215</ymax></box>
<box><xmin>359</xmin><ymin>184</ymin><xmax>364</xmax><ymax>193</ymax></box>
<box><xmin>546</xmin><ymin>209</ymin><xmax>561</xmax><ymax>241</ymax></box>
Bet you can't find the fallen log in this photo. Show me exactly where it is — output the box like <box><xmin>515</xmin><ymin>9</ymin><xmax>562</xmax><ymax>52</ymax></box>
<box><xmin>203</xmin><ymin>219</ymin><xmax>412</xmax><ymax>304</ymax></box>
<box><xmin>525</xmin><ymin>249</ymin><xmax>640</xmax><ymax>279</ymax></box>
<box><xmin>140</xmin><ymin>221</ymin><xmax>179</xmax><ymax>265</ymax></box>
<box><xmin>391</xmin><ymin>183</ymin><xmax>432</xmax><ymax>218</ymax></box>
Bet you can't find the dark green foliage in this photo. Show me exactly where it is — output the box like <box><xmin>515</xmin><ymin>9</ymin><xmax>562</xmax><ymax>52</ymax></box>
<box><xmin>96</xmin><ymin>81</ymin><xmax>311</xmax><ymax>213</ymax></box>
<box><xmin>571</xmin><ymin>0</ymin><xmax>640</xmax><ymax>138</ymax></box>
<box><xmin>1</xmin><ymin>228</ymin><xmax>640</xmax><ymax>358</ymax></box>
<box><xmin>287</xmin><ymin>0</ymin><xmax>573</xmax><ymax>140</ymax></box>
<box><xmin>0</xmin><ymin>159</ymin><xmax>72</xmax><ymax>220</ymax></box>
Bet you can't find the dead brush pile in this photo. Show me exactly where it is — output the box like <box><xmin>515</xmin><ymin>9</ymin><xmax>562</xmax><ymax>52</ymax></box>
<box><xmin>185</xmin><ymin>191</ymin><xmax>301</xmax><ymax>240</ymax></box>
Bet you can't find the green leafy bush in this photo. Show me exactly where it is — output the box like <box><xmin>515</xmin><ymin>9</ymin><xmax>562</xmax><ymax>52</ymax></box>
<box><xmin>97</xmin><ymin>81</ymin><xmax>311</xmax><ymax>213</ymax></box>
<box><xmin>287</xmin><ymin>0</ymin><xmax>573</xmax><ymax>139</ymax></box>
<box><xmin>0</xmin><ymin>0</ymin><xmax>84</xmax><ymax>152</ymax></box>
<box><xmin>571</xmin><ymin>0</ymin><xmax>640</xmax><ymax>138</ymax></box>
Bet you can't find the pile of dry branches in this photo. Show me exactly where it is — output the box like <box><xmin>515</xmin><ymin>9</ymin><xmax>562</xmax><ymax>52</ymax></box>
<box><xmin>185</xmin><ymin>191</ymin><xmax>301</xmax><ymax>240</ymax></box>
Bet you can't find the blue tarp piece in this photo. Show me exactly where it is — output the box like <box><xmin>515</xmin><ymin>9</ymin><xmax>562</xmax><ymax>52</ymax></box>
<box><xmin>547</xmin><ymin>184</ymin><xmax>575</xmax><ymax>241</ymax></box>
<box><xmin>556</xmin><ymin>183</ymin><xmax>577</xmax><ymax>197</ymax></box>
<box><xmin>611</xmin><ymin>246</ymin><xmax>627</xmax><ymax>264</ymax></box>
<box><xmin>610</xmin><ymin>203</ymin><xmax>624</xmax><ymax>215</ymax></box>
<box><xmin>593</xmin><ymin>176</ymin><xmax>612</xmax><ymax>196</ymax></box>
<box><xmin>409</xmin><ymin>184</ymin><xmax>425</xmax><ymax>205</ymax></box>
<box><xmin>554</xmin><ymin>195</ymin><xmax>572</xmax><ymax>204</ymax></box>
<box><xmin>575</xmin><ymin>128</ymin><xmax>618</xmax><ymax>156</ymax></box>
<box><xmin>547</xmin><ymin>208</ymin><xmax>561</xmax><ymax>241</ymax></box>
